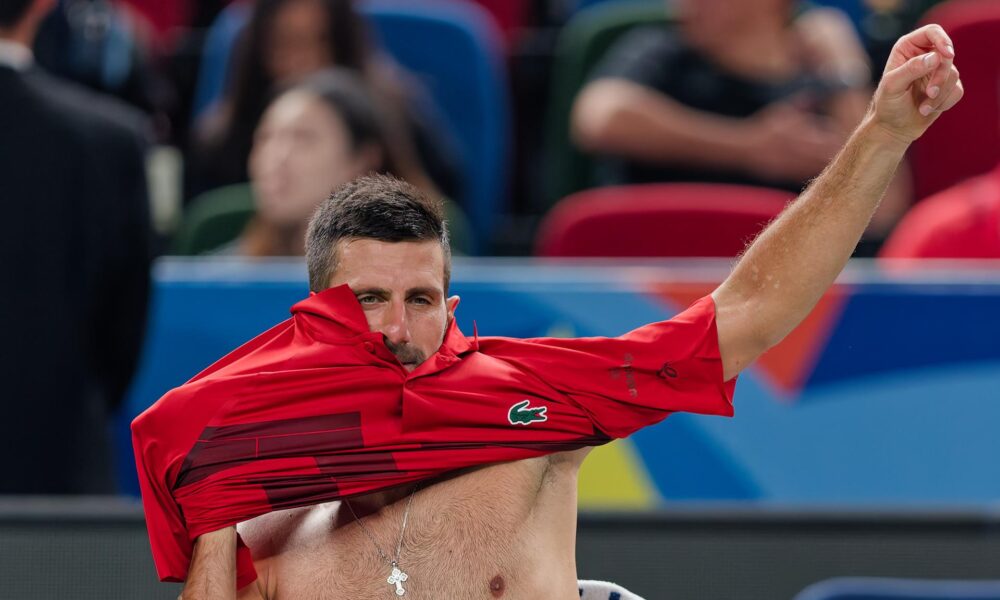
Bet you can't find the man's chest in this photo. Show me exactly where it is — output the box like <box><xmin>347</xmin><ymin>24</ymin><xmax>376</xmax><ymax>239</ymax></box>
<box><xmin>257</xmin><ymin>456</ymin><xmax>582</xmax><ymax>599</ymax></box>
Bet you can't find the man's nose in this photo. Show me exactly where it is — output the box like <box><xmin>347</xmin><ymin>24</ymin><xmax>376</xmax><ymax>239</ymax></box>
<box><xmin>381</xmin><ymin>301</ymin><xmax>411</xmax><ymax>345</ymax></box>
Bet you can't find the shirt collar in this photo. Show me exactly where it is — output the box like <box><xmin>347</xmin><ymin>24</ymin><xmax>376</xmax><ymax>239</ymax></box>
<box><xmin>0</xmin><ymin>39</ymin><xmax>33</xmax><ymax>71</ymax></box>
<box><xmin>290</xmin><ymin>283</ymin><xmax>478</xmax><ymax>357</ymax></box>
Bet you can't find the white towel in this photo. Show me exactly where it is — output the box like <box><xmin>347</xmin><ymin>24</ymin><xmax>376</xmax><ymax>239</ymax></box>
<box><xmin>578</xmin><ymin>579</ymin><xmax>647</xmax><ymax>600</ymax></box>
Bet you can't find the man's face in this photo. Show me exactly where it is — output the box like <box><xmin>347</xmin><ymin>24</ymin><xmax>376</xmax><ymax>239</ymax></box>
<box><xmin>677</xmin><ymin>0</ymin><xmax>789</xmax><ymax>44</ymax></box>
<box><xmin>327</xmin><ymin>239</ymin><xmax>457</xmax><ymax>371</ymax></box>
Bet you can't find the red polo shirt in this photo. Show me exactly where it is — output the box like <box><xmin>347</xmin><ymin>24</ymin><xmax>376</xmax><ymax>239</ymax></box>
<box><xmin>132</xmin><ymin>284</ymin><xmax>735</xmax><ymax>588</ymax></box>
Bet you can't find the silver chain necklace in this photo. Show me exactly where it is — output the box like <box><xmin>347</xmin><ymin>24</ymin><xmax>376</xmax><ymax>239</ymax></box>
<box><xmin>345</xmin><ymin>487</ymin><xmax>418</xmax><ymax>597</ymax></box>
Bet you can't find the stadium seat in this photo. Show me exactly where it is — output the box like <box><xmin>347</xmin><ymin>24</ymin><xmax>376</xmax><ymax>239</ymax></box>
<box><xmin>541</xmin><ymin>1</ymin><xmax>669</xmax><ymax>211</ymax></box>
<box><xmin>365</xmin><ymin>0</ymin><xmax>509</xmax><ymax>252</ymax></box>
<box><xmin>190</xmin><ymin>0</ymin><xmax>251</xmax><ymax>119</ymax></box>
<box><xmin>462</xmin><ymin>0</ymin><xmax>532</xmax><ymax>46</ymax></box>
<box><xmin>534</xmin><ymin>183</ymin><xmax>792</xmax><ymax>257</ymax></box>
<box><xmin>910</xmin><ymin>0</ymin><xmax>1000</xmax><ymax>201</ymax></box>
<box><xmin>172</xmin><ymin>183</ymin><xmax>255</xmax><ymax>255</ymax></box>
<box><xmin>793</xmin><ymin>577</ymin><xmax>1000</xmax><ymax>600</ymax></box>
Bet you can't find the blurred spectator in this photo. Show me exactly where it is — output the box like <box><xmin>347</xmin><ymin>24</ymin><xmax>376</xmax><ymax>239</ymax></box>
<box><xmin>571</xmin><ymin>0</ymin><xmax>911</xmax><ymax>245</ymax></box>
<box><xmin>0</xmin><ymin>0</ymin><xmax>152</xmax><ymax>492</ymax></box>
<box><xmin>228</xmin><ymin>69</ymin><xmax>397</xmax><ymax>256</ymax></box>
<box><xmin>33</xmin><ymin>0</ymin><xmax>164</xmax><ymax>122</ymax></box>
<box><xmin>861</xmin><ymin>0</ymin><xmax>949</xmax><ymax>71</ymax></box>
<box><xmin>880</xmin><ymin>164</ymin><xmax>1000</xmax><ymax>259</ymax></box>
<box><xmin>189</xmin><ymin>0</ymin><xmax>461</xmax><ymax>202</ymax></box>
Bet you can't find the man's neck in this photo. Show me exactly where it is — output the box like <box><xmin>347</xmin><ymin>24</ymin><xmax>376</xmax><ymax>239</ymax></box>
<box><xmin>691</xmin><ymin>19</ymin><xmax>798</xmax><ymax>81</ymax></box>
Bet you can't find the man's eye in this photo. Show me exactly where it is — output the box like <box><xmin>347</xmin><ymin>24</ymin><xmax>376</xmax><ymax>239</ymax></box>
<box><xmin>357</xmin><ymin>295</ymin><xmax>379</xmax><ymax>304</ymax></box>
<box><xmin>410</xmin><ymin>297</ymin><xmax>431</xmax><ymax>305</ymax></box>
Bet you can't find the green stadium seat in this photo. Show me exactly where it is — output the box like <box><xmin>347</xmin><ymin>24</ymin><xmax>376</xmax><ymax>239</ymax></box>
<box><xmin>541</xmin><ymin>1</ymin><xmax>670</xmax><ymax>212</ymax></box>
<box><xmin>443</xmin><ymin>199</ymin><xmax>475</xmax><ymax>256</ymax></box>
<box><xmin>173</xmin><ymin>183</ymin><xmax>255</xmax><ymax>256</ymax></box>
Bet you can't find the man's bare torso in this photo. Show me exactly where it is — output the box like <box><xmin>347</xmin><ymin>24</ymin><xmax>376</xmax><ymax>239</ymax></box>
<box><xmin>236</xmin><ymin>449</ymin><xmax>590</xmax><ymax>599</ymax></box>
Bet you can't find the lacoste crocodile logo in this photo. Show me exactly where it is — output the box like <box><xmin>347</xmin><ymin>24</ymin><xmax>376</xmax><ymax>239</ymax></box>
<box><xmin>508</xmin><ymin>400</ymin><xmax>548</xmax><ymax>425</ymax></box>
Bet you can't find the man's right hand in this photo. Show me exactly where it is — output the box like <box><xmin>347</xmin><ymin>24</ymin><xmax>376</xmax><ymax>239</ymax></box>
<box><xmin>179</xmin><ymin>526</ymin><xmax>238</xmax><ymax>600</ymax></box>
<box><xmin>870</xmin><ymin>24</ymin><xmax>962</xmax><ymax>145</ymax></box>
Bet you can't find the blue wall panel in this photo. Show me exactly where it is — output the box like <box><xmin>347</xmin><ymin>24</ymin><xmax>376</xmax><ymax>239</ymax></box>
<box><xmin>118</xmin><ymin>260</ymin><xmax>1000</xmax><ymax>507</ymax></box>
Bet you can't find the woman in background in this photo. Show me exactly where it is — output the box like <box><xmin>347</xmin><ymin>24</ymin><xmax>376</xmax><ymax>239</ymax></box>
<box><xmin>191</xmin><ymin>0</ymin><xmax>460</xmax><ymax>202</ymax></box>
<box><xmin>233</xmin><ymin>69</ymin><xmax>395</xmax><ymax>256</ymax></box>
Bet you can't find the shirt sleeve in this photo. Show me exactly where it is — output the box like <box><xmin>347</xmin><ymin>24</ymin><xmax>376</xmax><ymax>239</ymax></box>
<box><xmin>131</xmin><ymin>320</ymin><xmax>299</xmax><ymax>586</ymax></box>
<box><xmin>479</xmin><ymin>295</ymin><xmax>735</xmax><ymax>438</ymax></box>
<box><xmin>132</xmin><ymin>383</ymin><xmax>260</xmax><ymax>587</ymax></box>
<box><xmin>131</xmin><ymin>407</ymin><xmax>195</xmax><ymax>584</ymax></box>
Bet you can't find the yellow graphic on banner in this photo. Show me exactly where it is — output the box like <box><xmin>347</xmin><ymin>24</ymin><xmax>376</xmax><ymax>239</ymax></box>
<box><xmin>577</xmin><ymin>438</ymin><xmax>659</xmax><ymax>509</ymax></box>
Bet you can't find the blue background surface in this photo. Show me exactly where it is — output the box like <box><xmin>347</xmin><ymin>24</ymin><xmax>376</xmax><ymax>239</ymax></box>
<box><xmin>118</xmin><ymin>259</ymin><xmax>1000</xmax><ymax>506</ymax></box>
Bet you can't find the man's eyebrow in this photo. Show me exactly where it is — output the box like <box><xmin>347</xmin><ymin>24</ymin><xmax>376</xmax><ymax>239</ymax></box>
<box><xmin>352</xmin><ymin>287</ymin><xmax>441</xmax><ymax>298</ymax></box>
<box><xmin>353</xmin><ymin>287</ymin><xmax>391</xmax><ymax>297</ymax></box>
<box><xmin>406</xmin><ymin>287</ymin><xmax>441</xmax><ymax>298</ymax></box>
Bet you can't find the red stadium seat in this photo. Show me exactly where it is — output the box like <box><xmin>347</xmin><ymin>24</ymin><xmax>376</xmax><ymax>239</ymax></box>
<box><xmin>462</xmin><ymin>0</ymin><xmax>531</xmax><ymax>46</ymax></box>
<box><xmin>535</xmin><ymin>183</ymin><xmax>793</xmax><ymax>257</ymax></box>
<box><xmin>911</xmin><ymin>0</ymin><xmax>1000</xmax><ymax>201</ymax></box>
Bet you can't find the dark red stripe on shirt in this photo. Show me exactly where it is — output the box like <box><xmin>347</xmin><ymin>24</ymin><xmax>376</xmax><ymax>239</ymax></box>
<box><xmin>175</xmin><ymin>413</ymin><xmax>364</xmax><ymax>489</ymax></box>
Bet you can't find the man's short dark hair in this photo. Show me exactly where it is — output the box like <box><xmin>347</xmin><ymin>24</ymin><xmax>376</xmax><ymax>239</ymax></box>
<box><xmin>0</xmin><ymin>0</ymin><xmax>34</xmax><ymax>27</ymax></box>
<box><xmin>306</xmin><ymin>174</ymin><xmax>451</xmax><ymax>292</ymax></box>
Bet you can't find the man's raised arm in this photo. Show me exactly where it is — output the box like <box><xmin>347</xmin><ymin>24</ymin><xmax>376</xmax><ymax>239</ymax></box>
<box><xmin>711</xmin><ymin>25</ymin><xmax>963</xmax><ymax>381</ymax></box>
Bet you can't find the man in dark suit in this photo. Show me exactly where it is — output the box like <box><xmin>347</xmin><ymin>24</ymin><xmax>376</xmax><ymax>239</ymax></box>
<box><xmin>0</xmin><ymin>0</ymin><xmax>152</xmax><ymax>493</ymax></box>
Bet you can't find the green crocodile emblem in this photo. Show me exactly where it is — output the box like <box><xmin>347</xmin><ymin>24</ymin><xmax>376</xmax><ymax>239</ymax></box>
<box><xmin>508</xmin><ymin>400</ymin><xmax>548</xmax><ymax>425</ymax></box>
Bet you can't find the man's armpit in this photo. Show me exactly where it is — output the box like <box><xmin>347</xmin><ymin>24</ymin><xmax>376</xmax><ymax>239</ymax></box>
<box><xmin>237</xmin><ymin>570</ymin><xmax>269</xmax><ymax>600</ymax></box>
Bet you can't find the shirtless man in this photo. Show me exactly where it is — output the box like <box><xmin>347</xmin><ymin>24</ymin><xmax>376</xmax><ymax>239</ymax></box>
<box><xmin>178</xmin><ymin>25</ymin><xmax>962</xmax><ymax>599</ymax></box>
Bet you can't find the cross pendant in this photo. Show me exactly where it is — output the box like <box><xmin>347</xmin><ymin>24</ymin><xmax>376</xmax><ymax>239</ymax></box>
<box><xmin>387</xmin><ymin>563</ymin><xmax>408</xmax><ymax>596</ymax></box>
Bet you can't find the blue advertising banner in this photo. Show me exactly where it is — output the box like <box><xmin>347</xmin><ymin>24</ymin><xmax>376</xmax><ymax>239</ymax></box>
<box><xmin>118</xmin><ymin>258</ymin><xmax>1000</xmax><ymax>508</ymax></box>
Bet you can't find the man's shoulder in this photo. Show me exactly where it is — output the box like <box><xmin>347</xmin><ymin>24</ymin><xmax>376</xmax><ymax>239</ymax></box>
<box><xmin>612</xmin><ymin>24</ymin><xmax>679</xmax><ymax>55</ymax></box>
<box><xmin>20</xmin><ymin>68</ymin><xmax>149</xmax><ymax>142</ymax></box>
<box><xmin>592</xmin><ymin>24</ymin><xmax>684</xmax><ymax>81</ymax></box>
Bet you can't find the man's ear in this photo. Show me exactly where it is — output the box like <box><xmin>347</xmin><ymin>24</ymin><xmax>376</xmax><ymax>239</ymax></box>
<box><xmin>446</xmin><ymin>295</ymin><xmax>460</xmax><ymax>320</ymax></box>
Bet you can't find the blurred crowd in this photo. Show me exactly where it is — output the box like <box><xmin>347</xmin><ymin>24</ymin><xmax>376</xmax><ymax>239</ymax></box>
<box><xmin>1</xmin><ymin>0</ymin><xmax>997</xmax><ymax>493</ymax></box>
<box><xmin>10</xmin><ymin>0</ymin><xmax>981</xmax><ymax>256</ymax></box>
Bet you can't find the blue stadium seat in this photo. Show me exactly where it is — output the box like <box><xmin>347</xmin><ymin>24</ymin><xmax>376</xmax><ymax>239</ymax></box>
<box><xmin>191</xmin><ymin>0</ymin><xmax>251</xmax><ymax>119</ymax></box>
<box><xmin>190</xmin><ymin>0</ymin><xmax>509</xmax><ymax>252</ymax></box>
<box><xmin>794</xmin><ymin>577</ymin><xmax>1000</xmax><ymax>600</ymax></box>
<box><xmin>365</xmin><ymin>0</ymin><xmax>509</xmax><ymax>252</ymax></box>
